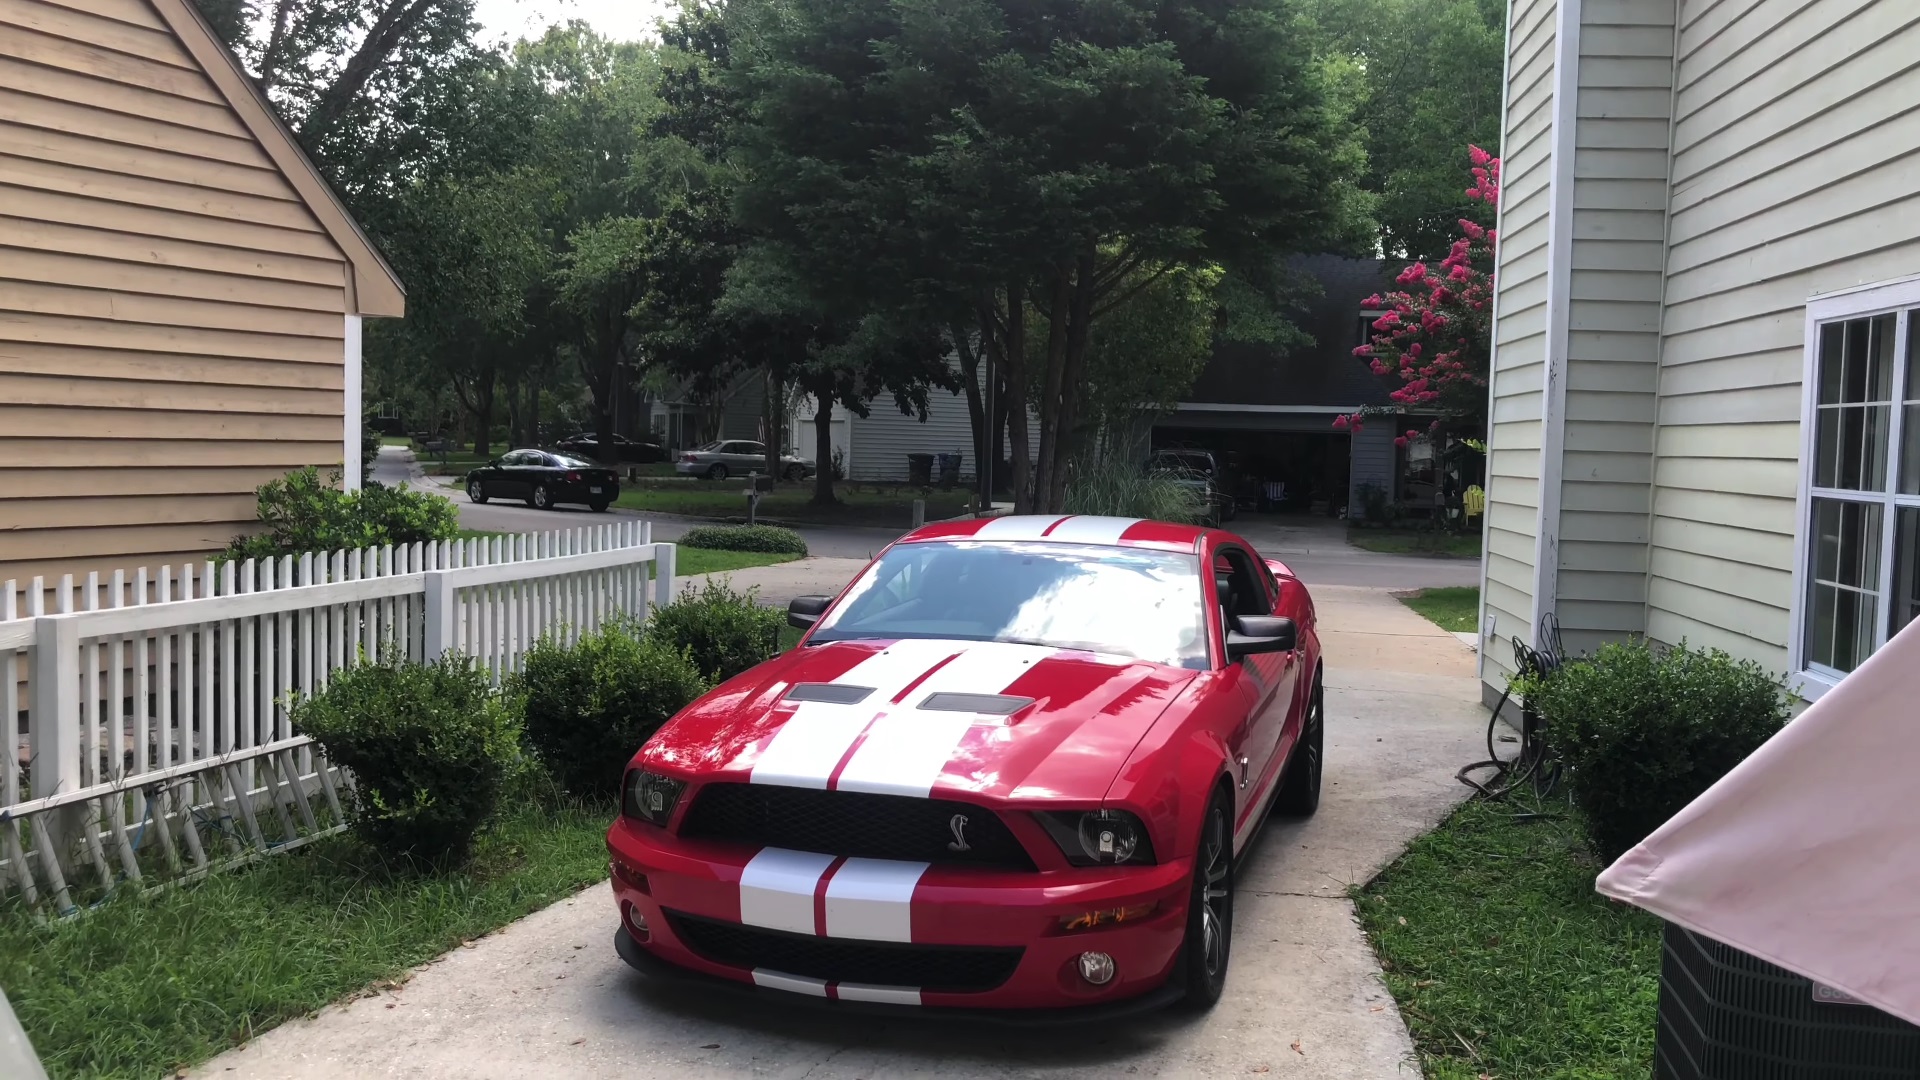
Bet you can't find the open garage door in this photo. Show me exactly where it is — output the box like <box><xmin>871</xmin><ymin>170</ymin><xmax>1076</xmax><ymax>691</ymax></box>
<box><xmin>1153</xmin><ymin>425</ymin><xmax>1351</xmax><ymax>516</ymax></box>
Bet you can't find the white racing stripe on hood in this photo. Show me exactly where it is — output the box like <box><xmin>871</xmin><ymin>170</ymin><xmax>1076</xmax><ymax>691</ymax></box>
<box><xmin>750</xmin><ymin>639</ymin><xmax>956</xmax><ymax>788</ymax></box>
<box><xmin>832</xmin><ymin>641</ymin><xmax>1053</xmax><ymax>798</ymax></box>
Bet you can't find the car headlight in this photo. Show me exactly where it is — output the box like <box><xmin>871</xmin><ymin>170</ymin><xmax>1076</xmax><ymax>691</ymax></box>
<box><xmin>1036</xmin><ymin>809</ymin><xmax>1157</xmax><ymax>867</ymax></box>
<box><xmin>623</xmin><ymin>770</ymin><xmax>686</xmax><ymax>827</ymax></box>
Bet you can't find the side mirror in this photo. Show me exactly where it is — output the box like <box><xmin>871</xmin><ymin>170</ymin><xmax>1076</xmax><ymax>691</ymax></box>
<box><xmin>488</xmin><ymin>458</ymin><xmax>502</xmax><ymax>468</ymax></box>
<box><xmin>1226</xmin><ymin>615</ymin><xmax>1297</xmax><ymax>659</ymax></box>
<box><xmin>787</xmin><ymin>595</ymin><xmax>832</xmax><ymax>630</ymax></box>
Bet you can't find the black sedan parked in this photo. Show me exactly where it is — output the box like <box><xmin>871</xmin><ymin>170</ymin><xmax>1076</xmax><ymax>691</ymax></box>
<box><xmin>554</xmin><ymin>432</ymin><xmax>665</xmax><ymax>464</ymax></box>
<box><xmin>465</xmin><ymin>450</ymin><xmax>620</xmax><ymax>511</ymax></box>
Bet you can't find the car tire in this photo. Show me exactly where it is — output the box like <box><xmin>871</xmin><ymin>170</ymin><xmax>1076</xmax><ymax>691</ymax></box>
<box><xmin>1273</xmin><ymin>671</ymin><xmax>1324</xmax><ymax>818</ymax></box>
<box><xmin>707</xmin><ymin>463</ymin><xmax>729</xmax><ymax>481</ymax></box>
<box><xmin>1178</xmin><ymin>790</ymin><xmax>1235</xmax><ymax>1011</ymax></box>
<box><xmin>530</xmin><ymin>484</ymin><xmax>552</xmax><ymax>510</ymax></box>
<box><xmin>783</xmin><ymin>464</ymin><xmax>805</xmax><ymax>482</ymax></box>
<box><xmin>466</xmin><ymin>479</ymin><xmax>488</xmax><ymax>504</ymax></box>
<box><xmin>589</xmin><ymin>500</ymin><xmax>610</xmax><ymax>513</ymax></box>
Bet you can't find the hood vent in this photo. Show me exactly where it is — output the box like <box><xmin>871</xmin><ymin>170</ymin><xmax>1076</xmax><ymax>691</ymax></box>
<box><xmin>918</xmin><ymin>692</ymin><xmax>1035</xmax><ymax>716</ymax></box>
<box><xmin>784</xmin><ymin>683</ymin><xmax>875</xmax><ymax>705</ymax></box>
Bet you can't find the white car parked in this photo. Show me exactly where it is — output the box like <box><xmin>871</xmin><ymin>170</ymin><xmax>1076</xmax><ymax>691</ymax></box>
<box><xmin>674</xmin><ymin>440</ymin><xmax>817</xmax><ymax>481</ymax></box>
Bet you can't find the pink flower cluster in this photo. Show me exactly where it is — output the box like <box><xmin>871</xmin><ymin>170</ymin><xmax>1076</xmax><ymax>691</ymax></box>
<box><xmin>1336</xmin><ymin>146</ymin><xmax>1499</xmax><ymax>438</ymax></box>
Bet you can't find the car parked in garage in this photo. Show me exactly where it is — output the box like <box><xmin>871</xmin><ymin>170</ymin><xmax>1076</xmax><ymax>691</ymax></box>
<box><xmin>465</xmin><ymin>450</ymin><xmax>620</xmax><ymax>511</ymax></box>
<box><xmin>608</xmin><ymin>515</ymin><xmax>1323</xmax><ymax>1016</ymax></box>
<box><xmin>1149</xmin><ymin>449</ymin><xmax>1236</xmax><ymax>526</ymax></box>
<box><xmin>675</xmin><ymin>440</ymin><xmax>816</xmax><ymax>481</ymax></box>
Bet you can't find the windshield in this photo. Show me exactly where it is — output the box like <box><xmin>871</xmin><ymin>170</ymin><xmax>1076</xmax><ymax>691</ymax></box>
<box><xmin>695</xmin><ymin>441</ymin><xmax>722</xmax><ymax>451</ymax></box>
<box><xmin>810</xmin><ymin>541</ymin><xmax>1208</xmax><ymax>668</ymax></box>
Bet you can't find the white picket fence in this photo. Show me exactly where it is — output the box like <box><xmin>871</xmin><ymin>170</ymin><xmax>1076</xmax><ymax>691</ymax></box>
<box><xmin>0</xmin><ymin>520</ymin><xmax>675</xmax><ymax>913</ymax></box>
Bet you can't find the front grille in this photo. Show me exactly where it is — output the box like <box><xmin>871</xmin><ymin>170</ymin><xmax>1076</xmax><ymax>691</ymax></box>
<box><xmin>679</xmin><ymin>784</ymin><xmax>1035</xmax><ymax>870</ymax></box>
<box><xmin>668</xmin><ymin>911</ymin><xmax>1022</xmax><ymax>993</ymax></box>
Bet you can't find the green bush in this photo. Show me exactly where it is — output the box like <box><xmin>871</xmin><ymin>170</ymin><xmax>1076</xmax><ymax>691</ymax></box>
<box><xmin>1530</xmin><ymin>639</ymin><xmax>1792</xmax><ymax>864</ymax></box>
<box><xmin>644</xmin><ymin>578</ymin><xmax>785</xmax><ymax>683</ymax></box>
<box><xmin>678</xmin><ymin>524</ymin><xmax>809</xmax><ymax>555</ymax></box>
<box><xmin>1068</xmin><ymin>456</ymin><xmax>1204</xmax><ymax>523</ymax></box>
<box><xmin>225</xmin><ymin>466</ymin><xmax>459</xmax><ymax>562</ymax></box>
<box><xmin>515</xmin><ymin>620</ymin><xmax>709</xmax><ymax>797</ymax></box>
<box><xmin>289</xmin><ymin>652</ymin><xmax>522</xmax><ymax>864</ymax></box>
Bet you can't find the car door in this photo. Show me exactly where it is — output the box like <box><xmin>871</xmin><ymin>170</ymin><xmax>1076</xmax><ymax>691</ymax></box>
<box><xmin>731</xmin><ymin>441</ymin><xmax>766</xmax><ymax>472</ymax></box>
<box><xmin>495</xmin><ymin>451</ymin><xmax>534</xmax><ymax>499</ymax></box>
<box><xmin>1211</xmin><ymin>541</ymin><xmax>1298</xmax><ymax>811</ymax></box>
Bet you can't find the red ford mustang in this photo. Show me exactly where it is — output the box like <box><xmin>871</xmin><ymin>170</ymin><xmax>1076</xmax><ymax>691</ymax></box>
<box><xmin>607</xmin><ymin>514</ymin><xmax>1324</xmax><ymax>1017</ymax></box>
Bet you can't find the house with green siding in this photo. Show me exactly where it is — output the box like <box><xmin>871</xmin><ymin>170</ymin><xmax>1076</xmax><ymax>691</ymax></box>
<box><xmin>1480</xmin><ymin>0</ymin><xmax>1920</xmax><ymax>707</ymax></box>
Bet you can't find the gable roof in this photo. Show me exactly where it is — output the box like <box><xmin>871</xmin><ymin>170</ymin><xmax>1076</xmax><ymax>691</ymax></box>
<box><xmin>147</xmin><ymin>0</ymin><xmax>405</xmax><ymax>318</ymax></box>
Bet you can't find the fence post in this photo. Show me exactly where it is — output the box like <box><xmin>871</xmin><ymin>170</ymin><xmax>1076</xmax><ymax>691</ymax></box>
<box><xmin>30</xmin><ymin>615</ymin><xmax>82</xmax><ymax>869</ymax></box>
<box><xmin>652</xmin><ymin>544</ymin><xmax>676</xmax><ymax>613</ymax></box>
<box><xmin>423</xmin><ymin>571</ymin><xmax>456</xmax><ymax>661</ymax></box>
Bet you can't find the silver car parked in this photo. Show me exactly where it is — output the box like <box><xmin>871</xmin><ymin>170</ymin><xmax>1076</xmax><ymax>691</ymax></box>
<box><xmin>674</xmin><ymin>440</ymin><xmax>817</xmax><ymax>481</ymax></box>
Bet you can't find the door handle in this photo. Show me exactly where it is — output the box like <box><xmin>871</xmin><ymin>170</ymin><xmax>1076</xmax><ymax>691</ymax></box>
<box><xmin>1238</xmin><ymin>755</ymin><xmax>1250</xmax><ymax>790</ymax></box>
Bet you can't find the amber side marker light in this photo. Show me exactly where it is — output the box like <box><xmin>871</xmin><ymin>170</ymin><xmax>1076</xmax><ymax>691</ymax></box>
<box><xmin>610</xmin><ymin>859</ymin><xmax>650</xmax><ymax>894</ymax></box>
<box><xmin>1060</xmin><ymin>902</ymin><xmax>1157</xmax><ymax>932</ymax></box>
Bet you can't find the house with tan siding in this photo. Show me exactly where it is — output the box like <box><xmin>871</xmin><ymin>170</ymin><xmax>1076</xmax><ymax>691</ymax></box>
<box><xmin>1480</xmin><ymin>0</ymin><xmax>1920</xmax><ymax>707</ymax></box>
<box><xmin>0</xmin><ymin>0</ymin><xmax>404</xmax><ymax>586</ymax></box>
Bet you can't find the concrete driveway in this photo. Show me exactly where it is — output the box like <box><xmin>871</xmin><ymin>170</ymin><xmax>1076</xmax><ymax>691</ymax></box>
<box><xmin>190</xmin><ymin>583</ymin><xmax>1485</xmax><ymax>1080</ymax></box>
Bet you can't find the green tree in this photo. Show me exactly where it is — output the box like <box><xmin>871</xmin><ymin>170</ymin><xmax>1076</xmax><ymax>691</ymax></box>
<box><xmin>1303</xmin><ymin>0</ymin><xmax>1506</xmax><ymax>259</ymax></box>
<box><xmin>725</xmin><ymin>0</ymin><xmax>1370</xmax><ymax>512</ymax></box>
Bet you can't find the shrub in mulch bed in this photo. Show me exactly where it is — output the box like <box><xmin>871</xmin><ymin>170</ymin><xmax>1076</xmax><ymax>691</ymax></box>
<box><xmin>678</xmin><ymin>524</ymin><xmax>808</xmax><ymax>556</ymax></box>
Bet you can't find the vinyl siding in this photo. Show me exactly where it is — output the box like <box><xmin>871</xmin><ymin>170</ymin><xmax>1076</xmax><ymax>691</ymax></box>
<box><xmin>1549</xmin><ymin>0</ymin><xmax>1674</xmax><ymax>658</ymax></box>
<box><xmin>0</xmin><ymin>0</ymin><xmax>351</xmax><ymax>579</ymax></box>
<box><xmin>1646</xmin><ymin>0</ymin><xmax>1920</xmax><ymax>669</ymax></box>
<box><xmin>843</xmin><ymin>360</ymin><xmax>1038</xmax><ymax>483</ymax></box>
<box><xmin>1482</xmin><ymin>0</ymin><xmax>1560</xmax><ymax>683</ymax></box>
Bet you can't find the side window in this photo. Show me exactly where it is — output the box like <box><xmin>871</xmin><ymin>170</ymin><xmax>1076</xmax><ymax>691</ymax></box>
<box><xmin>1212</xmin><ymin>546</ymin><xmax>1273</xmax><ymax>646</ymax></box>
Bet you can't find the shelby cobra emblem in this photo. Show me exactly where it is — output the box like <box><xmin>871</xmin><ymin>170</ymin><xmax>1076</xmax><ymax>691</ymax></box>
<box><xmin>947</xmin><ymin>813</ymin><xmax>972</xmax><ymax>852</ymax></box>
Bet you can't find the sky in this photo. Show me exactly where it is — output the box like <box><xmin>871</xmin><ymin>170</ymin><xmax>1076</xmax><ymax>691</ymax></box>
<box><xmin>469</xmin><ymin>0</ymin><xmax>677</xmax><ymax>45</ymax></box>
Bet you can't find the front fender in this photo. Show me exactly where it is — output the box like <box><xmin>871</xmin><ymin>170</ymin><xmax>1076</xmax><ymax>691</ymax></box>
<box><xmin>1102</xmin><ymin>672</ymin><xmax>1238</xmax><ymax>866</ymax></box>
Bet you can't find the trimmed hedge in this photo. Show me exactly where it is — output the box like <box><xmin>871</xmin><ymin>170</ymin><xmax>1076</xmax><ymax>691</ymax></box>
<box><xmin>290</xmin><ymin>652</ymin><xmax>522</xmax><ymax>864</ymax></box>
<box><xmin>678</xmin><ymin>524</ymin><xmax>808</xmax><ymax>556</ymax></box>
<box><xmin>644</xmin><ymin>578</ymin><xmax>785</xmax><ymax>683</ymax></box>
<box><xmin>1531</xmin><ymin>639</ymin><xmax>1792</xmax><ymax>863</ymax></box>
<box><xmin>515</xmin><ymin>620</ymin><xmax>709</xmax><ymax>797</ymax></box>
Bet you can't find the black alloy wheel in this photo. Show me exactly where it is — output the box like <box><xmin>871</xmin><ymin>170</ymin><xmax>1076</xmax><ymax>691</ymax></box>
<box><xmin>707</xmin><ymin>463</ymin><xmax>729</xmax><ymax>481</ymax></box>
<box><xmin>589</xmin><ymin>500</ymin><xmax>610</xmax><ymax>513</ymax></box>
<box><xmin>1180</xmin><ymin>792</ymin><xmax>1234</xmax><ymax>1010</ymax></box>
<box><xmin>530</xmin><ymin>483</ymin><xmax>552</xmax><ymax>510</ymax></box>
<box><xmin>466</xmin><ymin>479</ymin><xmax>488</xmax><ymax>504</ymax></box>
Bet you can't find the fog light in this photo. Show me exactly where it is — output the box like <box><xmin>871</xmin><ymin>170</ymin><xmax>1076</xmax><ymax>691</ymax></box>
<box><xmin>625</xmin><ymin>904</ymin><xmax>651</xmax><ymax>942</ymax></box>
<box><xmin>1076</xmin><ymin>951</ymin><xmax>1116</xmax><ymax>986</ymax></box>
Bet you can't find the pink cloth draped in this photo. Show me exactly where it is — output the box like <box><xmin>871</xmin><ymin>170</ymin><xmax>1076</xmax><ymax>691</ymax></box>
<box><xmin>1596</xmin><ymin>618</ymin><xmax>1920</xmax><ymax>1026</ymax></box>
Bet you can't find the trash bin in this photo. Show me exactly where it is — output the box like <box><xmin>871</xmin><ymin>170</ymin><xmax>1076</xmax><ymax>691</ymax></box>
<box><xmin>936</xmin><ymin>452</ymin><xmax>962</xmax><ymax>489</ymax></box>
<box><xmin>907</xmin><ymin>453</ymin><xmax>934</xmax><ymax>486</ymax></box>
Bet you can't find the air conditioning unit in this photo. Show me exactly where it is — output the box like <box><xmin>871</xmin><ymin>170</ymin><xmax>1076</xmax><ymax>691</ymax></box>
<box><xmin>1658</xmin><ymin>923</ymin><xmax>1920</xmax><ymax>1079</ymax></box>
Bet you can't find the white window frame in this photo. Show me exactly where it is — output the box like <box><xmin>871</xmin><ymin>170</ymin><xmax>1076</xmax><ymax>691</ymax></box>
<box><xmin>1790</xmin><ymin>273</ymin><xmax>1920</xmax><ymax>702</ymax></box>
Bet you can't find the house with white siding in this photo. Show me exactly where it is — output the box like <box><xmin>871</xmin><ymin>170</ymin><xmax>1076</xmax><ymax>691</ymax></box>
<box><xmin>1478</xmin><ymin>0</ymin><xmax>1920</xmax><ymax>708</ymax></box>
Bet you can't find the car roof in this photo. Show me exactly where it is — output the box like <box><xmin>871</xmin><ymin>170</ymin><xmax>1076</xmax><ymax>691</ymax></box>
<box><xmin>899</xmin><ymin>515</ymin><xmax>1208</xmax><ymax>553</ymax></box>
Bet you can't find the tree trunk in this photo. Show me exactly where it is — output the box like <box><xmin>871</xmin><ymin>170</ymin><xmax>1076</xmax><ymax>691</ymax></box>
<box><xmin>811</xmin><ymin>391</ymin><xmax>838</xmax><ymax>505</ymax></box>
<box><xmin>954</xmin><ymin>324</ymin><xmax>989</xmax><ymax>507</ymax></box>
<box><xmin>469</xmin><ymin>378</ymin><xmax>496</xmax><ymax>458</ymax></box>
<box><xmin>763</xmin><ymin>365</ymin><xmax>783</xmax><ymax>481</ymax></box>
<box><xmin>990</xmin><ymin>377</ymin><xmax>1010</xmax><ymax>499</ymax></box>
<box><xmin>527</xmin><ymin>381</ymin><xmax>541</xmax><ymax>446</ymax></box>
<box><xmin>997</xmin><ymin>277</ymin><xmax>1034</xmax><ymax>514</ymax></box>
<box><xmin>1045</xmin><ymin>245</ymin><xmax>1101</xmax><ymax>511</ymax></box>
<box><xmin>593</xmin><ymin>346</ymin><xmax>617</xmax><ymax>464</ymax></box>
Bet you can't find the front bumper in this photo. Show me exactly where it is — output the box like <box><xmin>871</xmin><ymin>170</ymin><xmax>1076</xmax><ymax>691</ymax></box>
<box><xmin>606</xmin><ymin>818</ymin><xmax>1192</xmax><ymax>1013</ymax></box>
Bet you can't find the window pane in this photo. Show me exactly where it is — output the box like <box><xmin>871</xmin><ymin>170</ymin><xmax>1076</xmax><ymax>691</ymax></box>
<box><xmin>1895</xmin><ymin>508</ymin><xmax>1920</xmax><ymax>641</ymax></box>
<box><xmin>1807</xmin><ymin>498</ymin><xmax>1883</xmax><ymax>673</ymax></box>
<box><xmin>1815</xmin><ymin>405</ymin><xmax>1890</xmax><ymax>490</ymax></box>
<box><xmin>1905</xmin><ymin>317</ymin><xmax>1920</xmax><ymax>495</ymax></box>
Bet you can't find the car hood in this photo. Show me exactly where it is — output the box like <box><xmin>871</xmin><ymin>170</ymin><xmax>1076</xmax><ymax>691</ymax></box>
<box><xmin>640</xmin><ymin>639</ymin><xmax>1198</xmax><ymax>803</ymax></box>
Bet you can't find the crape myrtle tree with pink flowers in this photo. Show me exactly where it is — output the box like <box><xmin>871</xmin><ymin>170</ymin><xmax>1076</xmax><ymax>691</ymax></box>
<box><xmin>1337</xmin><ymin>146</ymin><xmax>1499</xmax><ymax>452</ymax></box>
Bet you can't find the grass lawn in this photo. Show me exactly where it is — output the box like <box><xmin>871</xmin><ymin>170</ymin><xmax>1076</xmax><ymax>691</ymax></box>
<box><xmin>616</xmin><ymin>482</ymin><xmax>970</xmax><ymax>528</ymax></box>
<box><xmin>670</xmin><ymin>548</ymin><xmax>803</xmax><ymax>578</ymax></box>
<box><xmin>1400</xmin><ymin>586</ymin><xmax>1480</xmax><ymax>634</ymax></box>
<box><xmin>0</xmin><ymin>801</ymin><xmax>614</xmax><ymax>1080</ymax></box>
<box><xmin>1357</xmin><ymin>797</ymin><xmax>1662</xmax><ymax>1080</ymax></box>
<box><xmin>1348</xmin><ymin>527</ymin><xmax>1483</xmax><ymax>558</ymax></box>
